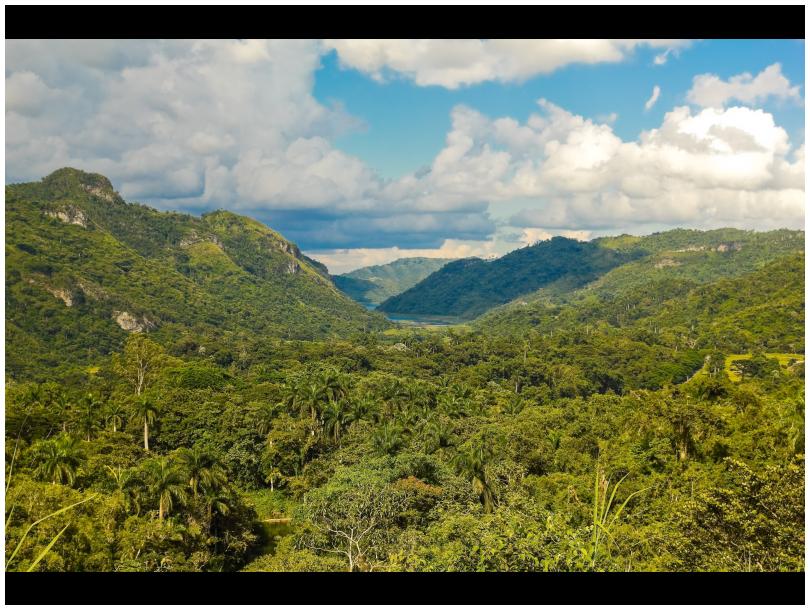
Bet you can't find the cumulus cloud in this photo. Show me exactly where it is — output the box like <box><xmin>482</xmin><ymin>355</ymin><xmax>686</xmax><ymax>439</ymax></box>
<box><xmin>306</xmin><ymin>237</ymin><xmax>507</xmax><ymax>275</ymax></box>
<box><xmin>687</xmin><ymin>63</ymin><xmax>802</xmax><ymax>108</ymax></box>
<box><xmin>5</xmin><ymin>40</ymin><xmax>804</xmax><ymax>269</ymax></box>
<box><xmin>644</xmin><ymin>85</ymin><xmax>661</xmax><ymax>111</ymax></box>
<box><xmin>5</xmin><ymin>39</ymin><xmax>496</xmax><ymax>251</ymax></box>
<box><xmin>408</xmin><ymin>99</ymin><xmax>803</xmax><ymax>233</ymax></box>
<box><xmin>325</xmin><ymin>39</ymin><xmax>691</xmax><ymax>88</ymax></box>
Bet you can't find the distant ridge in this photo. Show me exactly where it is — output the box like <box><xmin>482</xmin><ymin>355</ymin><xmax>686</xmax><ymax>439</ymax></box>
<box><xmin>334</xmin><ymin>256</ymin><xmax>455</xmax><ymax>307</ymax></box>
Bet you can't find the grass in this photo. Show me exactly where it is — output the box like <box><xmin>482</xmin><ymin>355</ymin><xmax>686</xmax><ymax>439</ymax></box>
<box><xmin>683</xmin><ymin>352</ymin><xmax>804</xmax><ymax>383</ymax></box>
<box><xmin>724</xmin><ymin>353</ymin><xmax>804</xmax><ymax>382</ymax></box>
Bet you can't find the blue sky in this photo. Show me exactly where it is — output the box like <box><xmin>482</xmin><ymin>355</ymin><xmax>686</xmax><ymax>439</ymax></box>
<box><xmin>316</xmin><ymin>39</ymin><xmax>805</xmax><ymax>180</ymax></box>
<box><xmin>6</xmin><ymin>39</ymin><xmax>806</xmax><ymax>273</ymax></box>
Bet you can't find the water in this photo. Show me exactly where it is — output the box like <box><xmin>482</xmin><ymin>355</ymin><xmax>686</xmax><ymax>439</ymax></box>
<box><xmin>382</xmin><ymin>313</ymin><xmax>462</xmax><ymax>326</ymax></box>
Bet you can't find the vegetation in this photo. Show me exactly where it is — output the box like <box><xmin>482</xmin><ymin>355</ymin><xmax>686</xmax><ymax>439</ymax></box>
<box><xmin>334</xmin><ymin>257</ymin><xmax>455</xmax><ymax>307</ymax></box>
<box><xmin>379</xmin><ymin>237</ymin><xmax>638</xmax><ymax>319</ymax></box>
<box><xmin>6</xmin><ymin>169</ymin><xmax>389</xmax><ymax>380</ymax></box>
<box><xmin>4</xmin><ymin>169</ymin><xmax>805</xmax><ymax>572</ymax></box>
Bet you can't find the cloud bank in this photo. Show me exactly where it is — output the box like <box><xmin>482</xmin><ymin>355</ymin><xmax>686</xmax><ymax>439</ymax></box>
<box><xmin>325</xmin><ymin>39</ymin><xmax>690</xmax><ymax>89</ymax></box>
<box><xmin>6</xmin><ymin>40</ymin><xmax>804</xmax><ymax>272</ymax></box>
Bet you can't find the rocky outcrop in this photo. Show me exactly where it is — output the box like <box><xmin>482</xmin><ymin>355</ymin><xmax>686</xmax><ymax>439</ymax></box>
<box><xmin>113</xmin><ymin>311</ymin><xmax>156</xmax><ymax>333</ymax></box>
<box><xmin>77</xmin><ymin>280</ymin><xmax>108</xmax><ymax>301</ymax></box>
<box><xmin>47</xmin><ymin>206</ymin><xmax>88</xmax><ymax>228</ymax></box>
<box><xmin>82</xmin><ymin>183</ymin><xmax>118</xmax><ymax>203</ymax></box>
<box><xmin>179</xmin><ymin>231</ymin><xmax>224</xmax><ymax>248</ymax></box>
<box><xmin>26</xmin><ymin>278</ymin><xmax>74</xmax><ymax>306</ymax></box>
<box><xmin>654</xmin><ymin>258</ymin><xmax>680</xmax><ymax>269</ymax></box>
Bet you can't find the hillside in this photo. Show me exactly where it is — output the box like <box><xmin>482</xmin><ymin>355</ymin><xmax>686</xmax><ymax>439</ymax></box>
<box><xmin>334</xmin><ymin>257</ymin><xmax>455</xmax><ymax>307</ymax></box>
<box><xmin>5</xmin><ymin>168</ymin><xmax>389</xmax><ymax>380</ymax></box>
<box><xmin>378</xmin><ymin>237</ymin><xmax>638</xmax><ymax>319</ymax></box>
<box><xmin>476</xmin><ymin>251</ymin><xmax>805</xmax><ymax>355</ymax></box>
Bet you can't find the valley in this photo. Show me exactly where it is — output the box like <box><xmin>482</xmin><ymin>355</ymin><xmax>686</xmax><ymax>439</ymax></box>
<box><xmin>5</xmin><ymin>169</ymin><xmax>805</xmax><ymax>574</ymax></box>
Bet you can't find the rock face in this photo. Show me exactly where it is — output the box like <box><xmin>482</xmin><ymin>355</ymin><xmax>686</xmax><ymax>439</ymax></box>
<box><xmin>113</xmin><ymin>311</ymin><xmax>156</xmax><ymax>333</ymax></box>
<box><xmin>82</xmin><ymin>183</ymin><xmax>117</xmax><ymax>203</ymax></box>
<box><xmin>27</xmin><ymin>278</ymin><xmax>74</xmax><ymax>306</ymax></box>
<box><xmin>179</xmin><ymin>231</ymin><xmax>224</xmax><ymax>248</ymax></box>
<box><xmin>655</xmin><ymin>258</ymin><xmax>680</xmax><ymax>269</ymax></box>
<box><xmin>47</xmin><ymin>206</ymin><xmax>88</xmax><ymax>228</ymax></box>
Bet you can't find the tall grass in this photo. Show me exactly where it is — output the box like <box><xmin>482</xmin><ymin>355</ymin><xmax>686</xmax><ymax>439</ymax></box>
<box><xmin>589</xmin><ymin>465</ymin><xmax>649</xmax><ymax>570</ymax></box>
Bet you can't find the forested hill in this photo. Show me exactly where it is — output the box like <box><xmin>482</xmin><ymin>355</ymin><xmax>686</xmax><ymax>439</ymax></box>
<box><xmin>379</xmin><ymin>228</ymin><xmax>804</xmax><ymax>320</ymax></box>
<box><xmin>378</xmin><ymin>237</ymin><xmax>638</xmax><ymax>319</ymax></box>
<box><xmin>334</xmin><ymin>257</ymin><xmax>455</xmax><ymax>307</ymax></box>
<box><xmin>6</xmin><ymin>168</ymin><xmax>389</xmax><ymax>380</ymax></box>
<box><xmin>476</xmin><ymin>252</ymin><xmax>805</xmax><ymax>353</ymax></box>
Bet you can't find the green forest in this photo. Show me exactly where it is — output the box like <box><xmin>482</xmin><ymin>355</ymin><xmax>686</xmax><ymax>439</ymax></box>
<box><xmin>4</xmin><ymin>170</ymin><xmax>805</xmax><ymax>573</ymax></box>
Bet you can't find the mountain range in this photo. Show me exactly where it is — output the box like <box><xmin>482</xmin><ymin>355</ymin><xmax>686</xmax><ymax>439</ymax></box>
<box><xmin>334</xmin><ymin>257</ymin><xmax>455</xmax><ymax>307</ymax></box>
<box><xmin>5</xmin><ymin>168</ymin><xmax>388</xmax><ymax>379</ymax></box>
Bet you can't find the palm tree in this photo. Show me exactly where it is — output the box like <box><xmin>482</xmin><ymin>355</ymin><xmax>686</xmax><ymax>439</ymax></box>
<box><xmin>105</xmin><ymin>402</ymin><xmax>125</xmax><ymax>433</ymax></box>
<box><xmin>106</xmin><ymin>465</ymin><xmax>141</xmax><ymax>516</ymax></box>
<box><xmin>47</xmin><ymin>391</ymin><xmax>72</xmax><ymax>437</ymax></box>
<box><xmin>176</xmin><ymin>446</ymin><xmax>225</xmax><ymax>499</ymax></box>
<box><xmin>255</xmin><ymin>402</ymin><xmax>281</xmax><ymax>437</ymax></box>
<box><xmin>503</xmin><ymin>394</ymin><xmax>525</xmax><ymax>416</ymax></box>
<box><xmin>141</xmin><ymin>457</ymin><xmax>186</xmax><ymax>522</ymax></box>
<box><xmin>453</xmin><ymin>442</ymin><xmax>496</xmax><ymax>513</ymax></box>
<box><xmin>200</xmin><ymin>485</ymin><xmax>230</xmax><ymax>535</ymax></box>
<box><xmin>348</xmin><ymin>394</ymin><xmax>376</xmax><ymax>424</ymax></box>
<box><xmin>422</xmin><ymin>417</ymin><xmax>454</xmax><ymax>453</ymax></box>
<box><xmin>76</xmin><ymin>393</ymin><xmax>102</xmax><ymax>441</ymax></box>
<box><xmin>35</xmin><ymin>434</ymin><xmax>83</xmax><ymax>485</ymax></box>
<box><xmin>299</xmin><ymin>382</ymin><xmax>327</xmax><ymax>423</ymax></box>
<box><xmin>319</xmin><ymin>369</ymin><xmax>348</xmax><ymax>403</ymax></box>
<box><xmin>322</xmin><ymin>400</ymin><xmax>352</xmax><ymax>445</ymax></box>
<box><xmin>372</xmin><ymin>422</ymin><xmax>405</xmax><ymax>456</ymax></box>
<box><xmin>131</xmin><ymin>396</ymin><xmax>159</xmax><ymax>451</ymax></box>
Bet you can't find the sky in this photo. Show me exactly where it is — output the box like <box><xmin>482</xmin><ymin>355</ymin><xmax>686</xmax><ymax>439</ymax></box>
<box><xmin>5</xmin><ymin>39</ymin><xmax>805</xmax><ymax>273</ymax></box>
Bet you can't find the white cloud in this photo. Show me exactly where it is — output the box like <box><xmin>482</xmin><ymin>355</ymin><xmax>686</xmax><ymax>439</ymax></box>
<box><xmin>5</xmin><ymin>40</ymin><xmax>804</xmax><ymax>266</ymax></box>
<box><xmin>410</xmin><ymin>99</ymin><xmax>803</xmax><ymax>232</ymax></box>
<box><xmin>687</xmin><ymin>63</ymin><xmax>802</xmax><ymax>108</ymax></box>
<box><xmin>306</xmin><ymin>237</ymin><xmax>505</xmax><ymax>275</ymax></box>
<box><xmin>325</xmin><ymin>39</ymin><xmax>691</xmax><ymax>89</ymax></box>
<box><xmin>5</xmin><ymin>39</ymin><xmax>495</xmax><ymax>250</ymax></box>
<box><xmin>519</xmin><ymin>228</ymin><xmax>593</xmax><ymax>245</ymax></box>
<box><xmin>644</xmin><ymin>85</ymin><xmax>661</xmax><ymax>111</ymax></box>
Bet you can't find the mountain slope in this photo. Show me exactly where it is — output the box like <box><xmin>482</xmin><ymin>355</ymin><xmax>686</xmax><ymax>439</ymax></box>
<box><xmin>334</xmin><ymin>257</ymin><xmax>455</xmax><ymax>307</ymax></box>
<box><xmin>378</xmin><ymin>237</ymin><xmax>638</xmax><ymax>319</ymax></box>
<box><xmin>6</xmin><ymin>168</ymin><xmax>389</xmax><ymax>380</ymax></box>
<box><xmin>476</xmin><ymin>250</ymin><xmax>805</xmax><ymax>354</ymax></box>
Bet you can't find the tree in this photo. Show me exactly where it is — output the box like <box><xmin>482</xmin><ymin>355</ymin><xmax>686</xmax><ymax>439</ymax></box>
<box><xmin>75</xmin><ymin>393</ymin><xmax>102</xmax><ymax>442</ymax></box>
<box><xmin>131</xmin><ymin>397</ymin><xmax>159</xmax><ymax>452</ymax></box>
<box><xmin>105</xmin><ymin>402</ymin><xmax>126</xmax><ymax>434</ymax></box>
<box><xmin>255</xmin><ymin>402</ymin><xmax>281</xmax><ymax>437</ymax></box>
<box><xmin>141</xmin><ymin>457</ymin><xmax>187</xmax><ymax>522</ymax></box>
<box><xmin>176</xmin><ymin>446</ymin><xmax>225</xmax><ymax>499</ymax></box>
<box><xmin>452</xmin><ymin>440</ymin><xmax>496</xmax><ymax>513</ymax></box>
<box><xmin>106</xmin><ymin>465</ymin><xmax>141</xmax><ymax>517</ymax></box>
<box><xmin>372</xmin><ymin>422</ymin><xmax>405</xmax><ymax>456</ymax></box>
<box><xmin>200</xmin><ymin>485</ymin><xmax>231</xmax><ymax>535</ymax></box>
<box><xmin>114</xmin><ymin>334</ymin><xmax>165</xmax><ymax>397</ymax></box>
<box><xmin>34</xmin><ymin>434</ymin><xmax>83</xmax><ymax>486</ymax></box>
<box><xmin>322</xmin><ymin>400</ymin><xmax>351</xmax><ymax>445</ymax></box>
<box><xmin>666</xmin><ymin>456</ymin><xmax>804</xmax><ymax>571</ymax></box>
<box><xmin>300</xmin><ymin>466</ymin><xmax>406</xmax><ymax>572</ymax></box>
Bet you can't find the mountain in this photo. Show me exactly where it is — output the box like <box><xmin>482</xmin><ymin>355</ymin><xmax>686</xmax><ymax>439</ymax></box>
<box><xmin>377</xmin><ymin>237</ymin><xmax>639</xmax><ymax>320</ymax></box>
<box><xmin>379</xmin><ymin>228</ymin><xmax>805</xmax><ymax>321</ymax></box>
<box><xmin>5</xmin><ymin>168</ymin><xmax>389</xmax><ymax>380</ymax></box>
<box><xmin>476</xmin><ymin>250</ymin><xmax>805</xmax><ymax>354</ymax></box>
<box><xmin>334</xmin><ymin>257</ymin><xmax>455</xmax><ymax>307</ymax></box>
